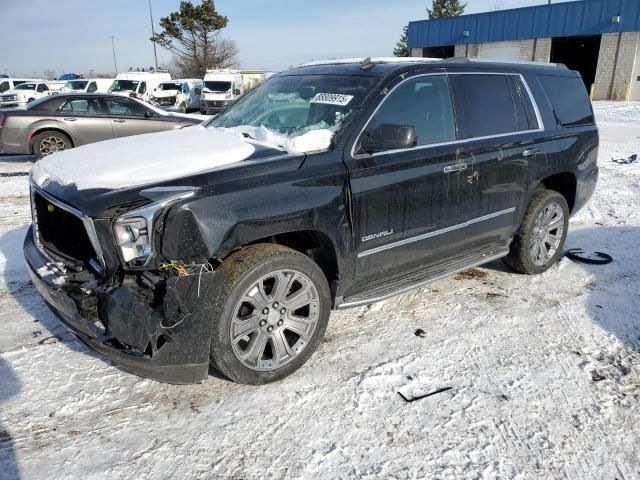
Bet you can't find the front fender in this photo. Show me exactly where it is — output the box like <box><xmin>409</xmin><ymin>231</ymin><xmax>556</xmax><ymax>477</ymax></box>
<box><xmin>160</xmin><ymin>150</ymin><xmax>350</xmax><ymax>271</ymax></box>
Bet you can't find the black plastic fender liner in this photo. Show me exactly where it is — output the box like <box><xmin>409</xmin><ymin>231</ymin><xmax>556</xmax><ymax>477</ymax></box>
<box><xmin>566</xmin><ymin>249</ymin><xmax>613</xmax><ymax>265</ymax></box>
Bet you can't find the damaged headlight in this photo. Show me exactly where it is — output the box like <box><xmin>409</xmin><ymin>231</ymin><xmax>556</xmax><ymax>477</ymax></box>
<box><xmin>114</xmin><ymin>217</ymin><xmax>151</xmax><ymax>263</ymax></box>
<box><xmin>113</xmin><ymin>187</ymin><xmax>199</xmax><ymax>267</ymax></box>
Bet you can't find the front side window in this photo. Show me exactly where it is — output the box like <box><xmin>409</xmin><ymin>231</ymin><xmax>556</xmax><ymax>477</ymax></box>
<box><xmin>366</xmin><ymin>75</ymin><xmax>456</xmax><ymax>148</ymax></box>
<box><xmin>105</xmin><ymin>98</ymin><xmax>148</xmax><ymax>117</ymax></box>
<box><xmin>450</xmin><ymin>74</ymin><xmax>518</xmax><ymax>138</ymax></box>
<box><xmin>210</xmin><ymin>74</ymin><xmax>376</xmax><ymax>136</ymax></box>
<box><xmin>139</xmin><ymin>82</ymin><xmax>147</xmax><ymax>95</ymax></box>
<box><xmin>37</xmin><ymin>84</ymin><xmax>49</xmax><ymax>92</ymax></box>
<box><xmin>87</xmin><ymin>82</ymin><xmax>97</xmax><ymax>93</ymax></box>
<box><xmin>0</xmin><ymin>82</ymin><xmax>8</xmax><ymax>93</ymax></box>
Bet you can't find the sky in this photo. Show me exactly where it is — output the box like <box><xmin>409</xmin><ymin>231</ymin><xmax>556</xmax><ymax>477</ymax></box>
<box><xmin>0</xmin><ymin>0</ymin><xmax>577</xmax><ymax>77</ymax></box>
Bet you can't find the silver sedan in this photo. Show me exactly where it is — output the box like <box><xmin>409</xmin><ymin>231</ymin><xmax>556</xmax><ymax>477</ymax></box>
<box><xmin>0</xmin><ymin>93</ymin><xmax>204</xmax><ymax>158</ymax></box>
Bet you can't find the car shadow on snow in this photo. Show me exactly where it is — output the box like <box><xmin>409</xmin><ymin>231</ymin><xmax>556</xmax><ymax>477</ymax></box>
<box><xmin>0</xmin><ymin>358</ymin><xmax>21</xmax><ymax>480</ymax></box>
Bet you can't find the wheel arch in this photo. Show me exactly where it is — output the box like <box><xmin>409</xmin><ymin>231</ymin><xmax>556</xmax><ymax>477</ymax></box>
<box><xmin>236</xmin><ymin>230</ymin><xmax>340</xmax><ymax>297</ymax></box>
<box><xmin>537</xmin><ymin>172</ymin><xmax>577</xmax><ymax>213</ymax></box>
<box><xmin>29</xmin><ymin>127</ymin><xmax>75</xmax><ymax>154</ymax></box>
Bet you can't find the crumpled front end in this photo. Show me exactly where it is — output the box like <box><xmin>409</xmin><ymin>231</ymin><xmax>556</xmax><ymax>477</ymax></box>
<box><xmin>25</xmin><ymin>181</ymin><xmax>227</xmax><ymax>384</ymax></box>
<box><xmin>24</xmin><ymin>224</ymin><xmax>225</xmax><ymax>384</ymax></box>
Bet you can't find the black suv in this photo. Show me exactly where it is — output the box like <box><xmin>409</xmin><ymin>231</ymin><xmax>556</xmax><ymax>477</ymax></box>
<box><xmin>24</xmin><ymin>58</ymin><xmax>598</xmax><ymax>384</ymax></box>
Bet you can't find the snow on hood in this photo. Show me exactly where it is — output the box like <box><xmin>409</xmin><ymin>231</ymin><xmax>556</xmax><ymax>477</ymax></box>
<box><xmin>215</xmin><ymin>126</ymin><xmax>333</xmax><ymax>154</ymax></box>
<box><xmin>31</xmin><ymin>126</ymin><xmax>255</xmax><ymax>191</ymax></box>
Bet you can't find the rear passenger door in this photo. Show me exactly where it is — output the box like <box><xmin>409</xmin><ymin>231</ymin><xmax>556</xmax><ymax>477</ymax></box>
<box><xmin>446</xmin><ymin>72</ymin><xmax>545</xmax><ymax>252</ymax></box>
<box><xmin>54</xmin><ymin>97</ymin><xmax>114</xmax><ymax>146</ymax></box>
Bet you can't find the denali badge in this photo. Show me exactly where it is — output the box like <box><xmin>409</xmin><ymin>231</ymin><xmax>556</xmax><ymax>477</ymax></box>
<box><xmin>362</xmin><ymin>229</ymin><xmax>394</xmax><ymax>242</ymax></box>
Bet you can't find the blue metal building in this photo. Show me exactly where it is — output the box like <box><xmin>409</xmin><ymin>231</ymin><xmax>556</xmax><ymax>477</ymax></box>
<box><xmin>407</xmin><ymin>0</ymin><xmax>640</xmax><ymax>100</ymax></box>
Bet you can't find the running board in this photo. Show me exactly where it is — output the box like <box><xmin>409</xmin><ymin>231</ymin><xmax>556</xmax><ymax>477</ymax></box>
<box><xmin>336</xmin><ymin>249</ymin><xmax>509</xmax><ymax>309</ymax></box>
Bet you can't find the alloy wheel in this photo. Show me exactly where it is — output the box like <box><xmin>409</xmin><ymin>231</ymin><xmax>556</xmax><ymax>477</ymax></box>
<box><xmin>39</xmin><ymin>136</ymin><xmax>67</xmax><ymax>157</ymax></box>
<box><xmin>230</xmin><ymin>269</ymin><xmax>320</xmax><ymax>371</ymax></box>
<box><xmin>529</xmin><ymin>201</ymin><xmax>564</xmax><ymax>266</ymax></box>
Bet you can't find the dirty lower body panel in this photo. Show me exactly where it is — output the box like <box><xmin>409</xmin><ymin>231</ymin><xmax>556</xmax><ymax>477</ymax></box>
<box><xmin>23</xmin><ymin>227</ymin><xmax>224</xmax><ymax>384</ymax></box>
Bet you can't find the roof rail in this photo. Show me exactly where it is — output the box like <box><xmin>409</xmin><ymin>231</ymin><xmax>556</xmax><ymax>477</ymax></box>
<box><xmin>299</xmin><ymin>57</ymin><xmax>442</xmax><ymax>68</ymax></box>
<box><xmin>442</xmin><ymin>56</ymin><xmax>567</xmax><ymax>69</ymax></box>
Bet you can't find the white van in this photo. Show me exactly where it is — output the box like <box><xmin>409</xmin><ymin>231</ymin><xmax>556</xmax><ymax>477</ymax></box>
<box><xmin>201</xmin><ymin>70</ymin><xmax>271</xmax><ymax>114</ymax></box>
<box><xmin>108</xmin><ymin>71</ymin><xmax>172</xmax><ymax>103</ymax></box>
<box><xmin>0</xmin><ymin>80</ymin><xmax>51</xmax><ymax>107</ymax></box>
<box><xmin>150</xmin><ymin>79</ymin><xmax>203</xmax><ymax>112</ymax></box>
<box><xmin>60</xmin><ymin>78</ymin><xmax>114</xmax><ymax>94</ymax></box>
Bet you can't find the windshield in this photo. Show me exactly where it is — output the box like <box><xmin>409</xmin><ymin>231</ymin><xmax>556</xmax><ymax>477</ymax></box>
<box><xmin>64</xmin><ymin>80</ymin><xmax>88</xmax><ymax>90</ymax></box>
<box><xmin>110</xmin><ymin>80</ymin><xmax>140</xmax><ymax>92</ymax></box>
<box><xmin>158</xmin><ymin>82</ymin><xmax>181</xmax><ymax>91</ymax></box>
<box><xmin>204</xmin><ymin>81</ymin><xmax>231</xmax><ymax>92</ymax></box>
<box><xmin>210</xmin><ymin>74</ymin><xmax>376</xmax><ymax>136</ymax></box>
<box><xmin>15</xmin><ymin>83</ymin><xmax>36</xmax><ymax>90</ymax></box>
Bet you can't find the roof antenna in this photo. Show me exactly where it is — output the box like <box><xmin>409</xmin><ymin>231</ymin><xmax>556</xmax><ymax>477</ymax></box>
<box><xmin>361</xmin><ymin>57</ymin><xmax>375</xmax><ymax>71</ymax></box>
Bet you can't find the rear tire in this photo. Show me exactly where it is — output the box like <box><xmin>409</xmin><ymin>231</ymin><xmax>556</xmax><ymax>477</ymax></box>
<box><xmin>32</xmin><ymin>131</ymin><xmax>72</xmax><ymax>159</ymax></box>
<box><xmin>503</xmin><ymin>189</ymin><xmax>569</xmax><ymax>274</ymax></box>
<box><xmin>210</xmin><ymin>244</ymin><xmax>331</xmax><ymax>385</ymax></box>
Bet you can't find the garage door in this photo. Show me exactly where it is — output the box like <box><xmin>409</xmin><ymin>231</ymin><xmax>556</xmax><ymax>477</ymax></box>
<box><xmin>478</xmin><ymin>41</ymin><xmax>521</xmax><ymax>60</ymax></box>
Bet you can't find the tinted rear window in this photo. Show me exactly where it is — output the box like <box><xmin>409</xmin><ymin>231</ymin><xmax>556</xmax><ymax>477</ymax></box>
<box><xmin>538</xmin><ymin>75</ymin><xmax>593</xmax><ymax>127</ymax></box>
<box><xmin>450</xmin><ymin>74</ymin><xmax>517</xmax><ymax>138</ymax></box>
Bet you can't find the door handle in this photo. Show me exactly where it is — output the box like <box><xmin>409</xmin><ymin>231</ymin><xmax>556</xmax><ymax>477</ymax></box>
<box><xmin>63</xmin><ymin>117</ymin><xmax>77</xmax><ymax>122</ymax></box>
<box><xmin>113</xmin><ymin>119</ymin><xmax>126</xmax><ymax>123</ymax></box>
<box><xmin>523</xmin><ymin>148</ymin><xmax>541</xmax><ymax>157</ymax></box>
<box><xmin>443</xmin><ymin>162</ymin><xmax>468</xmax><ymax>173</ymax></box>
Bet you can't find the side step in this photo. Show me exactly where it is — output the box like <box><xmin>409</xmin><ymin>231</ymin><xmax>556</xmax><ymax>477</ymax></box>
<box><xmin>336</xmin><ymin>249</ymin><xmax>509</xmax><ymax>309</ymax></box>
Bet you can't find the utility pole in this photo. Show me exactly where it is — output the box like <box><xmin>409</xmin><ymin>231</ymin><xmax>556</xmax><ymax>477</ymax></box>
<box><xmin>148</xmin><ymin>0</ymin><xmax>159</xmax><ymax>71</ymax></box>
<box><xmin>109</xmin><ymin>35</ymin><xmax>118</xmax><ymax>74</ymax></box>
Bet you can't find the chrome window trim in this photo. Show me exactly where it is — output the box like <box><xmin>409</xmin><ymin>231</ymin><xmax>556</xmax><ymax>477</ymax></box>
<box><xmin>357</xmin><ymin>207</ymin><xmax>516</xmax><ymax>258</ymax></box>
<box><xmin>30</xmin><ymin>182</ymin><xmax>106</xmax><ymax>273</ymax></box>
<box><xmin>350</xmin><ymin>72</ymin><xmax>545</xmax><ymax>160</ymax></box>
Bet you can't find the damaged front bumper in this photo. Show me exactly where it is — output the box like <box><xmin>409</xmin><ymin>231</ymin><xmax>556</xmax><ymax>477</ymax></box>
<box><xmin>24</xmin><ymin>227</ymin><xmax>224</xmax><ymax>384</ymax></box>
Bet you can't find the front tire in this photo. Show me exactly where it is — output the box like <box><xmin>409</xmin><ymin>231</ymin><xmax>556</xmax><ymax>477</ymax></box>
<box><xmin>210</xmin><ymin>244</ymin><xmax>331</xmax><ymax>385</ymax></box>
<box><xmin>503</xmin><ymin>189</ymin><xmax>569</xmax><ymax>274</ymax></box>
<box><xmin>32</xmin><ymin>131</ymin><xmax>72</xmax><ymax>159</ymax></box>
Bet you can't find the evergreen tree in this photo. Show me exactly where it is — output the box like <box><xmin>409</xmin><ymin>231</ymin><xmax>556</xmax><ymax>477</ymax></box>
<box><xmin>427</xmin><ymin>0</ymin><xmax>467</xmax><ymax>19</ymax></box>
<box><xmin>151</xmin><ymin>0</ymin><xmax>238</xmax><ymax>78</ymax></box>
<box><xmin>394</xmin><ymin>26</ymin><xmax>410</xmax><ymax>57</ymax></box>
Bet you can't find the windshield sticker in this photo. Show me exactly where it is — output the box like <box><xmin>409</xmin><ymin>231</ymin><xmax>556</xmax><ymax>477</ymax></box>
<box><xmin>310</xmin><ymin>93</ymin><xmax>354</xmax><ymax>106</ymax></box>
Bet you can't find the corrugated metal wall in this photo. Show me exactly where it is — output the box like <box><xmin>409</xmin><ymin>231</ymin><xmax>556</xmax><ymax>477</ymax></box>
<box><xmin>409</xmin><ymin>0</ymin><xmax>640</xmax><ymax>48</ymax></box>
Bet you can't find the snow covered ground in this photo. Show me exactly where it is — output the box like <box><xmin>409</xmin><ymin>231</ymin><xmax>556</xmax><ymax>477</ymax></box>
<box><xmin>0</xmin><ymin>102</ymin><xmax>639</xmax><ymax>479</ymax></box>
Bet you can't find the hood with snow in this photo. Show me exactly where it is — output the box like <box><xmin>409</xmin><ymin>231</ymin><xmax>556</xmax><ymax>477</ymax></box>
<box><xmin>31</xmin><ymin>125</ymin><xmax>334</xmax><ymax>193</ymax></box>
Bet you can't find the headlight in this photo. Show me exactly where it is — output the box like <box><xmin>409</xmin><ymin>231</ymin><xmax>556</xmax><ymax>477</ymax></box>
<box><xmin>113</xmin><ymin>186</ymin><xmax>198</xmax><ymax>267</ymax></box>
<box><xmin>114</xmin><ymin>217</ymin><xmax>151</xmax><ymax>263</ymax></box>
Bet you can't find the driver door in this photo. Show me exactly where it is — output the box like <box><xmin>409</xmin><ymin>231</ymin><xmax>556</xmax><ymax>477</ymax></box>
<box><xmin>345</xmin><ymin>74</ymin><xmax>468</xmax><ymax>284</ymax></box>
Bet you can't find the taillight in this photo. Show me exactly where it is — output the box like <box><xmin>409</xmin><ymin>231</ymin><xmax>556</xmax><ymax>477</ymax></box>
<box><xmin>0</xmin><ymin>113</ymin><xmax>6</xmax><ymax>128</ymax></box>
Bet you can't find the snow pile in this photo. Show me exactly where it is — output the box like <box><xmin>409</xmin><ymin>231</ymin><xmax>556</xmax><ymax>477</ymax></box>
<box><xmin>31</xmin><ymin>126</ymin><xmax>255</xmax><ymax>191</ymax></box>
<box><xmin>215</xmin><ymin>125</ymin><xmax>334</xmax><ymax>154</ymax></box>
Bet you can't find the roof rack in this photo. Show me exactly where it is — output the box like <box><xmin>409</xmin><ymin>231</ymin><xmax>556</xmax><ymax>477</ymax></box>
<box><xmin>299</xmin><ymin>57</ymin><xmax>442</xmax><ymax>68</ymax></box>
<box><xmin>442</xmin><ymin>56</ymin><xmax>566</xmax><ymax>69</ymax></box>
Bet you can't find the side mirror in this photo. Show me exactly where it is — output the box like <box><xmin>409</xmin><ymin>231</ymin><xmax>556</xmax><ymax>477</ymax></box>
<box><xmin>361</xmin><ymin>124</ymin><xmax>417</xmax><ymax>154</ymax></box>
<box><xmin>233</xmin><ymin>89</ymin><xmax>241</xmax><ymax>96</ymax></box>
<box><xmin>144</xmin><ymin>110</ymin><xmax>154</xmax><ymax>118</ymax></box>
